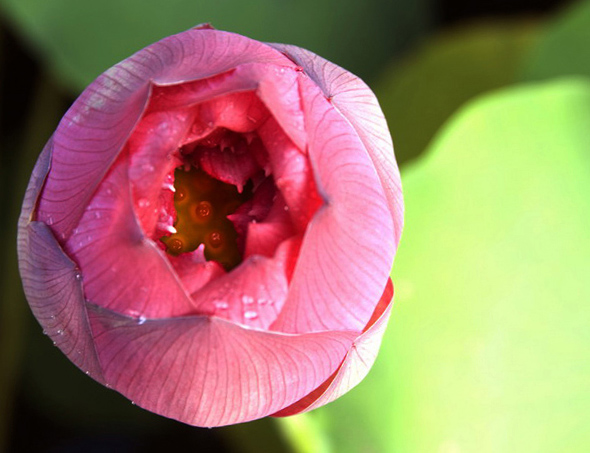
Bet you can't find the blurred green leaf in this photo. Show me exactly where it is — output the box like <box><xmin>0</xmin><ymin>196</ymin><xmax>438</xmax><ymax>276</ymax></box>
<box><xmin>0</xmin><ymin>72</ymin><xmax>66</xmax><ymax>450</ymax></box>
<box><xmin>0</xmin><ymin>0</ymin><xmax>431</xmax><ymax>93</ymax></box>
<box><xmin>282</xmin><ymin>78</ymin><xmax>590</xmax><ymax>453</ymax></box>
<box><xmin>521</xmin><ymin>0</ymin><xmax>590</xmax><ymax>81</ymax></box>
<box><xmin>375</xmin><ymin>20</ymin><xmax>539</xmax><ymax>164</ymax></box>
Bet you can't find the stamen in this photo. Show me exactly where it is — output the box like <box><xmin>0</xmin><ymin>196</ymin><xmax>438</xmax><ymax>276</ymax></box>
<box><xmin>161</xmin><ymin>166</ymin><xmax>252</xmax><ymax>270</ymax></box>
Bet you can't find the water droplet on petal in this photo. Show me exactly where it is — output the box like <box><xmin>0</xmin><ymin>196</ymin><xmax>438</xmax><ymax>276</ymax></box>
<box><xmin>46</xmin><ymin>216</ymin><xmax>54</xmax><ymax>225</ymax></box>
<box><xmin>214</xmin><ymin>300</ymin><xmax>229</xmax><ymax>310</ymax></box>
<box><xmin>138</xmin><ymin>316</ymin><xmax>146</xmax><ymax>325</ymax></box>
<box><xmin>138</xmin><ymin>198</ymin><xmax>150</xmax><ymax>208</ymax></box>
<box><xmin>242</xmin><ymin>295</ymin><xmax>254</xmax><ymax>305</ymax></box>
<box><xmin>244</xmin><ymin>310</ymin><xmax>258</xmax><ymax>320</ymax></box>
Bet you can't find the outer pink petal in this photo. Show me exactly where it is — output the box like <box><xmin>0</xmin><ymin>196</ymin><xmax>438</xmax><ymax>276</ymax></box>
<box><xmin>271</xmin><ymin>77</ymin><xmax>395</xmax><ymax>333</ymax></box>
<box><xmin>18</xmin><ymin>222</ymin><xmax>104</xmax><ymax>382</ymax></box>
<box><xmin>65</xmin><ymin>156</ymin><xmax>197</xmax><ymax>319</ymax></box>
<box><xmin>36</xmin><ymin>29</ymin><xmax>297</xmax><ymax>241</ymax></box>
<box><xmin>273</xmin><ymin>279</ymin><xmax>394</xmax><ymax>416</ymax></box>
<box><xmin>17</xmin><ymin>143</ymin><xmax>103</xmax><ymax>380</ymax></box>
<box><xmin>269</xmin><ymin>43</ymin><xmax>404</xmax><ymax>246</ymax></box>
<box><xmin>87</xmin><ymin>303</ymin><xmax>358</xmax><ymax>427</ymax></box>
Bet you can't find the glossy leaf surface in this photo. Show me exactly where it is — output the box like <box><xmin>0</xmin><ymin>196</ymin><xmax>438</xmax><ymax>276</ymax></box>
<box><xmin>375</xmin><ymin>20</ymin><xmax>538</xmax><ymax>164</ymax></box>
<box><xmin>282</xmin><ymin>79</ymin><xmax>590</xmax><ymax>453</ymax></box>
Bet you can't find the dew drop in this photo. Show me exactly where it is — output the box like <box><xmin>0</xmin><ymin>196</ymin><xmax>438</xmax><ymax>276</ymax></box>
<box><xmin>162</xmin><ymin>182</ymin><xmax>176</xmax><ymax>192</ymax></box>
<box><xmin>161</xmin><ymin>224</ymin><xmax>177</xmax><ymax>234</ymax></box>
<box><xmin>138</xmin><ymin>198</ymin><xmax>150</xmax><ymax>208</ymax></box>
<box><xmin>138</xmin><ymin>316</ymin><xmax>146</xmax><ymax>325</ymax></box>
<box><xmin>242</xmin><ymin>295</ymin><xmax>254</xmax><ymax>305</ymax></box>
<box><xmin>46</xmin><ymin>216</ymin><xmax>54</xmax><ymax>225</ymax></box>
<box><xmin>244</xmin><ymin>310</ymin><xmax>258</xmax><ymax>320</ymax></box>
<box><xmin>214</xmin><ymin>300</ymin><xmax>229</xmax><ymax>310</ymax></box>
<box><xmin>142</xmin><ymin>164</ymin><xmax>155</xmax><ymax>172</ymax></box>
<box><xmin>74</xmin><ymin>272</ymin><xmax>82</xmax><ymax>281</ymax></box>
<box><xmin>56</xmin><ymin>329</ymin><xmax>63</xmax><ymax>335</ymax></box>
<box><xmin>94</xmin><ymin>211</ymin><xmax>102</xmax><ymax>219</ymax></box>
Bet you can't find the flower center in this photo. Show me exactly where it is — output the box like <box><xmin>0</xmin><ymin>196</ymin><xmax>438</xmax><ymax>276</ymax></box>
<box><xmin>161</xmin><ymin>166</ymin><xmax>251</xmax><ymax>270</ymax></box>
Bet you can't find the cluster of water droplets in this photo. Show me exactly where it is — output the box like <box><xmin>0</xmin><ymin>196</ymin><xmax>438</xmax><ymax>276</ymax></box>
<box><xmin>210</xmin><ymin>292</ymin><xmax>276</xmax><ymax>324</ymax></box>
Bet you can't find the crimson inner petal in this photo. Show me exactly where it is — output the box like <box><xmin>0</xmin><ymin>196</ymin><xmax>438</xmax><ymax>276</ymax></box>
<box><xmin>127</xmin><ymin>84</ymin><xmax>323</xmax><ymax>317</ymax></box>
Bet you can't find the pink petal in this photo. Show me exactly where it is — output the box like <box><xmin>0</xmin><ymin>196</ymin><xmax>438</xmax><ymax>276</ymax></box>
<box><xmin>19</xmin><ymin>138</ymin><xmax>52</xmax><ymax>228</ymax></box>
<box><xmin>65</xmin><ymin>156</ymin><xmax>197</xmax><ymax>319</ymax></box>
<box><xmin>87</xmin><ymin>303</ymin><xmax>358</xmax><ymax>427</ymax></box>
<box><xmin>244</xmin><ymin>192</ymin><xmax>295</xmax><ymax>258</ymax></box>
<box><xmin>36</xmin><ymin>29</ymin><xmax>296</xmax><ymax>242</ymax></box>
<box><xmin>170</xmin><ymin>247</ymin><xmax>226</xmax><ymax>295</ymax></box>
<box><xmin>271</xmin><ymin>77</ymin><xmax>395</xmax><ymax>334</ymax></box>
<box><xmin>151</xmin><ymin>62</ymin><xmax>306</xmax><ymax>151</ymax></box>
<box><xmin>273</xmin><ymin>279</ymin><xmax>394</xmax><ymax>416</ymax></box>
<box><xmin>190</xmin><ymin>254</ymin><xmax>289</xmax><ymax>330</ymax></box>
<box><xmin>270</xmin><ymin>43</ymin><xmax>404</xmax><ymax>246</ymax></box>
<box><xmin>17</xmin><ymin>221</ymin><xmax>104</xmax><ymax>382</ymax></box>
<box><xmin>196</xmin><ymin>136</ymin><xmax>260</xmax><ymax>190</ymax></box>
<box><xmin>257</xmin><ymin>117</ymin><xmax>322</xmax><ymax>232</ymax></box>
<box><xmin>128</xmin><ymin>108</ymin><xmax>195</xmax><ymax>235</ymax></box>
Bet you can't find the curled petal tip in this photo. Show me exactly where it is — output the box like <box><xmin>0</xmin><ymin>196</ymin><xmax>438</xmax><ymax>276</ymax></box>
<box><xmin>192</xmin><ymin>23</ymin><xmax>216</xmax><ymax>31</ymax></box>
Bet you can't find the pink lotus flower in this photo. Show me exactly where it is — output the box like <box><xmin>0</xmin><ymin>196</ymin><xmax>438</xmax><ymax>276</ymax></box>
<box><xmin>17</xmin><ymin>25</ymin><xmax>403</xmax><ymax>427</ymax></box>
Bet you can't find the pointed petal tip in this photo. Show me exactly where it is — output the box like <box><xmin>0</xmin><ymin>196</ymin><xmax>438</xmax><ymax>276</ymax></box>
<box><xmin>192</xmin><ymin>23</ymin><xmax>216</xmax><ymax>31</ymax></box>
